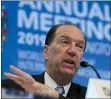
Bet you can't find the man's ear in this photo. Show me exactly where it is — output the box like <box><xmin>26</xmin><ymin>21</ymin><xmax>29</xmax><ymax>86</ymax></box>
<box><xmin>43</xmin><ymin>45</ymin><xmax>50</xmax><ymax>60</ymax></box>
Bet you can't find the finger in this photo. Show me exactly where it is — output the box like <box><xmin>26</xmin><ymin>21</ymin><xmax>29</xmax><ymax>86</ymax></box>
<box><xmin>10</xmin><ymin>65</ymin><xmax>28</xmax><ymax>77</ymax></box>
<box><xmin>10</xmin><ymin>65</ymin><xmax>35</xmax><ymax>83</ymax></box>
<box><xmin>4</xmin><ymin>72</ymin><xmax>23</xmax><ymax>85</ymax></box>
<box><xmin>4</xmin><ymin>72</ymin><xmax>20</xmax><ymax>80</ymax></box>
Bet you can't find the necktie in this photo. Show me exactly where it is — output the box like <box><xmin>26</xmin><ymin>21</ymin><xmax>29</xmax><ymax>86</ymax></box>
<box><xmin>55</xmin><ymin>86</ymin><xmax>65</xmax><ymax>95</ymax></box>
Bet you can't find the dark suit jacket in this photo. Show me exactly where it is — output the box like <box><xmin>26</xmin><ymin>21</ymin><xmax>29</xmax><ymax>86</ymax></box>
<box><xmin>2</xmin><ymin>73</ymin><xmax>87</xmax><ymax>99</ymax></box>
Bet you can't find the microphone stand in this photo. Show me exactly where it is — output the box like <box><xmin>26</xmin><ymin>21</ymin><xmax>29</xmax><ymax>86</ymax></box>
<box><xmin>89</xmin><ymin>65</ymin><xmax>101</xmax><ymax>79</ymax></box>
<box><xmin>80</xmin><ymin>61</ymin><xmax>101</xmax><ymax>79</ymax></box>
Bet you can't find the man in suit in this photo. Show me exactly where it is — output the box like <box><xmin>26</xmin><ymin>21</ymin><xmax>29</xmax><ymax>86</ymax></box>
<box><xmin>2</xmin><ymin>23</ymin><xmax>87</xmax><ymax>99</ymax></box>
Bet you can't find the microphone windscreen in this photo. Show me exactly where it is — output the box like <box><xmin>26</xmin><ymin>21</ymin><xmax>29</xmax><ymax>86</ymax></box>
<box><xmin>80</xmin><ymin>61</ymin><xmax>89</xmax><ymax>67</ymax></box>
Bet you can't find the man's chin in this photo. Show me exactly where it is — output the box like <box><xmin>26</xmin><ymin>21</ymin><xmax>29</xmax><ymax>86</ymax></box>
<box><xmin>60</xmin><ymin>68</ymin><xmax>76</xmax><ymax>77</ymax></box>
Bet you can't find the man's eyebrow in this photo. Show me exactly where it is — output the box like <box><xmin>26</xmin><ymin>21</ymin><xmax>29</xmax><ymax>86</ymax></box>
<box><xmin>76</xmin><ymin>40</ymin><xmax>85</xmax><ymax>44</ymax></box>
<box><xmin>58</xmin><ymin>35</ymin><xmax>72</xmax><ymax>40</ymax></box>
<box><xmin>58</xmin><ymin>36</ymin><xmax>85</xmax><ymax>44</ymax></box>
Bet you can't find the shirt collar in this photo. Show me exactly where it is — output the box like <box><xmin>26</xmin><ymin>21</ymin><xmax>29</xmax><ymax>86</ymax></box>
<box><xmin>44</xmin><ymin>72</ymin><xmax>71</xmax><ymax>97</ymax></box>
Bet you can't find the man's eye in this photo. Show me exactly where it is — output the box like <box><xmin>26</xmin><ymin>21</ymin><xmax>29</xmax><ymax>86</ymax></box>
<box><xmin>77</xmin><ymin>45</ymin><xmax>83</xmax><ymax>49</ymax></box>
<box><xmin>79</xmin><ymin>46</ymin><xmax>83</xmax><ymax>48</ymax></box>
<box><xmin>62</xmin><ymin>41</ymin><xmax>69</xmax><ymax>44</ymax></box>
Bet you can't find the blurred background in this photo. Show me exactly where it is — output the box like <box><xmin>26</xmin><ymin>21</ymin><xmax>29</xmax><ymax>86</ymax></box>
<box><xmin>1</xmin><ymin>1</ymin><xmax>111</xmax><ymax>98</ymax></box>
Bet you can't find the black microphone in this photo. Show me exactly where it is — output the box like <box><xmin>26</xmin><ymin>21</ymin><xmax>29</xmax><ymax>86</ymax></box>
<box><xmin>80</xmin><ymin>61</ymin><xmax>101</xmax><ymax>79</ymax></box>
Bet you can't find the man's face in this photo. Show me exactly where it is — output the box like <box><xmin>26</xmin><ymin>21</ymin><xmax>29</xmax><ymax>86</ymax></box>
<box><xmin>44</xmin><ymin>25</ymin><xmax>85</xmax><ymax>77</ymax></box>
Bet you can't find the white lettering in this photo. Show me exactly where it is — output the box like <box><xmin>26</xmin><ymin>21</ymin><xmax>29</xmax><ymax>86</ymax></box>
<box><xmin>85</xmin><ymin>41</ymin><xmax>111</xmax><ymax>56</ymax></box>
<box><xmin>18</xmin><ymin>50</ymin><xmax>44</xmax><ymax>62</ymax></box>
<box><xmin>18</xmin><ymin>10</ymin><xmax>38</xmax><ymax>30</ymax></box>
<box><xmin>54</xmin><ymin>15</ymin><xmax>66</xmax><ymax>24</ymax></box>
<box><xmin>36</xmin><ymin>1</ymin><xmax>53</xmax><ymax>12</ymax></box>
<box><xmin>55</xmin><ymin>1</ymin><xmax>72</xmax><ymax>15</ymax></box>
<box><xmin>73</xmin><ymin>1</ymin><xmax>87</xmax><ymax>17</ymax></box>
<box><xmin>104</xmin><ymin>24</ymin><xmax>111</xmax><ymax>42</ymax></box>
<box><xmin>89</xmin><ymin>3</ymin><xmax>104</xmax><ymax>20</ymax></box>
<box><xmin>41</xmin><ymin>13</ymin><xmax>53</xmax><ymax>32</ymax></box>
<box><xmin>87</xmin><ymin>21</ymin><xmax>103</xmax><ymax>40</ymax></box>
<box><xmin>19</xmin><ymin>1</ymin><xmax>35</xmax><ymax>9</ymax></box>
<box><xmin>17</xmin><ymin>31</ymin><xmax>45</xmax><ymax>47</ymax></box>
<box><xmin>104</xmin><ymin>4</ymin><xmax>110</xmax><ymax>22</ymax></box>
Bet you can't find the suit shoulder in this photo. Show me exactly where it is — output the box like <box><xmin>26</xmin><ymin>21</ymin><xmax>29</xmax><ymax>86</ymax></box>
<box><xmin>68</xmin><ymin>82</ymin><xmax>87</xmax><ymax>99</ymax></box>
<box><xmin>32</xmin><ymin>73</ymin><xmax>44</xmax><ymax>83</ymax></box>
<box><xmin>71</xmin><ymin>82</ymin><xmax>87</xmax><ymax>90</ymax></box>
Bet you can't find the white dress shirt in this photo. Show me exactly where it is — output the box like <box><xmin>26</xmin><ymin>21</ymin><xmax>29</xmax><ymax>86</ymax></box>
<box><xmin>44</xmin><ymin>72</ymin><xmax>71</xmax><ymax>97</ymax></box>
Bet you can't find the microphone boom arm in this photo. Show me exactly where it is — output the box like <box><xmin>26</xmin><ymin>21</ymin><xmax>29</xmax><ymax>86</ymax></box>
<box><xmin>89</xmin><ymin>65</ymin><xmax>101</xmax><ymax>79</ymax></box>
<box><xmin>80</xmin><ymin>61</ymin><xmax>101</xmax><ymax>79</ymax></box>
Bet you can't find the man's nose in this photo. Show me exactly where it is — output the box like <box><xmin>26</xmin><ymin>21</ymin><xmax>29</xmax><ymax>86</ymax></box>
<box><xmin>67</xmin><ymin>44</ymin><xmax>77</xmax><ymax>57</ymax></box>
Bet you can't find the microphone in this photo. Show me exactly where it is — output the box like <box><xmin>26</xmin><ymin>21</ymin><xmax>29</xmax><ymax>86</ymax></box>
<box><xmin>80</xmin><ymin>61</ymin><xmax>101</xmax><ymax>79</ymax></box>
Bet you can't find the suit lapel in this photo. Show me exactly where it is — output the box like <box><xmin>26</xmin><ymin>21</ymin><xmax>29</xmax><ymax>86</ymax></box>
<box><xmin>67</xmin><ymin>83</ymin><xmax>80</xmax><ymax>97</ymax></box>
<box><xmin>33</xmin><ymin>73</ymin><xmax>85</xmax><ymax>98</ymax></box>
<box><xmin>32</xmin><ymin>72</ymin><xmax>45</xmax><ymax>84</ymax></box>
<box><xmin>33</xmin><ymin>73</ymin><xmax>78</xmax><ymax>97</ymax></box>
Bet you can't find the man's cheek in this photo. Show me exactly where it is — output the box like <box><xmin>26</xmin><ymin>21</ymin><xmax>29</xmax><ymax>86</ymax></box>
<box><xmin>51</xmin><ymin>48</ymin><xmax>59</xmax><ymax>56</ymax></box>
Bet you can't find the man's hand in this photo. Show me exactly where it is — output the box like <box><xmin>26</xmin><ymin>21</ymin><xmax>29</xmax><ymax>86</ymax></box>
<box><xmin>4</xmin><ymin>65</ymin><xmax>59</xmax><ymax>98</ymax></box>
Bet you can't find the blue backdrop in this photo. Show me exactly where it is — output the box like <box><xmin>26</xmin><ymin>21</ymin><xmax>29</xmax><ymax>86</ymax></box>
<box><xmin>2</xmin><ymin>1</ymin><xmax>111</xmax><ymax>88</ymax></box>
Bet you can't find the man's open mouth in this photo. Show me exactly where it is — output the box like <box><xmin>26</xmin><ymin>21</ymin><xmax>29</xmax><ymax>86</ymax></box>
<box><xmin>62</xmin><ymin>59</ymin><xmax>76</xmax><ymax>68</ymax></box>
